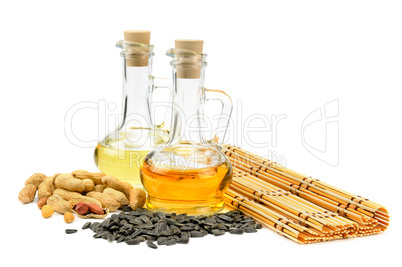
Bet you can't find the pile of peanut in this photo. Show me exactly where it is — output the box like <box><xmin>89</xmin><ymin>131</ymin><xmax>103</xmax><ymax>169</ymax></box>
<box><xmin>18</xmin><ymin>170</ymin><xmax>146</xmax><ymax>223</ymax></box>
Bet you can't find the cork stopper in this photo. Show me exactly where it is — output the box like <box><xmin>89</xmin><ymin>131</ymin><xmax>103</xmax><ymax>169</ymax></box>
<box><xmin>124</xmin><ymin>30</ymin><xmax>151</xmax><ymax>44</ymax></box>
<box><xmin>175</xmin><ymin>40</ymin><xmax>203</xmax><ymax>53</ymax></box>
<box><xmin>124</xmin><ymin>30</ymin><xmax>151</xmax><ymax>67</ymax></box>
<box><xmin>175</xmin><ymin>40</ymin><xmax>204</xmax><ymax>79</ymax></box>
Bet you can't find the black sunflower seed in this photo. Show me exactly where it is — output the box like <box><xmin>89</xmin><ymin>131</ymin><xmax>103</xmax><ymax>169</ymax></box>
<box><xmin>171</xmin><ymin>225</ymin><xmax>181</xmax><ymax>234</ymax></box>
<box><xmin>165</xmin><ymin>239</ymin><xmax>177</xmax><ymax>246</ymax></box>
<box><xmin>146</xmin><ymin>241</ymin><xmax>158</xmax><ymax>249</ymax></box>
<box><xmin>93</xmin><ymin>233</ymin><xmax>102</xmax><ymax>238</ymax></box>
<box><xmin>159</xmin><ymin>221</ymin><xmax>168</xmax><ymax>232</ymax></box>
<box><xmin>126</xmin><ymin>239</ymin><xmax>140</xmax><ymax>245</ymax></box>
<box><xmin>157</xmin><ymin>236</ymin><xmax>169</xmax><ymax>245</ymax></box>
<box><xmin>90</xmin><ymin>222</ymin><xmax>101</xmax><ymax>231</ymax></box>
<box><xmin>107</xmin><ymin>234</ymin><xmax>114</xmax><ymax>242</ymax></box>
<box><xmin>180</xmin><ymin>226</ymin><xmax>194</xmax><ymax>231</ymax></box>
<box><xmin>181</xmin><ymin>232</ymin><xmax>190</xmax><ymax>239</ymax></box>
<box><xmin>245</xmin><ymin>227</ymin><xmax>257</xmax><ymax>233</ymax></box>
<box><xmin>121</xmin><ymin>205</ymin><xmax>132</xmax><ymax>212</ymax></box>
<box><xmin>116</xmin><ymin>236</ymin><xmax>126</xmax><ymax>243</ymax></box>
<box><xmin>144</xmin><ymin>230</ymin><xmax>159</xmax><ymax>236</ymax></box>
<box><xmin>241</xmin><ymin>217</ymin><xmax>254</xmax><ymax>223</ymax></box>
<box><xmin>212</xmin><ymin>229</ymin><xmax>225</xmax><ymax>236</ymax></box>
<box><xmin>160</xmin><ymin>230</ymin><xmax>173</xmax><ymax>236</ymax></box>
<box><xmin>146</xmin><ymin>236</ymin><xmax>157</xmax><ymax>242</ymax></box>
<box><xmin>218</xmin><ymin>215</ymin><xmax>233</xmax><ymax>222</ymax></box>
<box><xmin>229</xmin><ymin>228</ymin><xmax>244</xmax><ymax>235</ymax></box>
<box><xmin>204</xmin><ymin>218</ymin><xmax>216</xmax><ymax>225</ymax></box>
<box><xmin>65</xmin><ymin>229</ymin><xmax>78</xmax><ymax>234</ymax></box>
<box><xmin>190</xmin><ymin>231</ymin><xmax>204</xmax><ymax>237</ymax></box>
<box><xmin>177</xmin><ymin>237</ymin><xmax>190</xmax><ymax>244</ymax></box>
<box><xmin>166</xmin><ymin>218</ymin><xmax>179</xmax><ymax>225</ymax></box>
<box><xmin>130</xmin><ymin>229</ymin><xmax>142</xmax><ymax>238</ymax></box>
<box><xmin>82</xmin><ymin>222</ymin><xmax>92</xmax><ymax>230</ymax></box>
<box><xmin>140</xmin><ymin>215</ymin><xmax>152</xmax><ymax>224</ymax></box>
<box><xmin>155</xmin><ymin>212</ymin><xmax>166</xmax><ymax>220</ymax></box>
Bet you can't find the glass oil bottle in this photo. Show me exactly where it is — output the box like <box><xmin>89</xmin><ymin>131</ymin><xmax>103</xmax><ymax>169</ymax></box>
<box><xmin>94</xmin><ymin>31</ymin><xmax>169</xmax><ymax>186</ymax></box>
<box><xmin>140</xmin><ymin>40</ymin><xmax>233</xmax><ymax>214</ymax></box>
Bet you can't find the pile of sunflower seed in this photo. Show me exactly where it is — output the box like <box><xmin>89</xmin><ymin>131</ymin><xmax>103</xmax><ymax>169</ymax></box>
<box><xmin>82</xmin><ymin>207</ymin><xmax>262</xmax><ymax>249</ymax></box>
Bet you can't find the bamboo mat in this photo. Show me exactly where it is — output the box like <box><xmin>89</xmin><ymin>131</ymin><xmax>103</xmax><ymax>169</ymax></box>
<box><xmin>221</xmin><ymin>144</ymin><xmax>389</xmax><ymax>244</ymax></box>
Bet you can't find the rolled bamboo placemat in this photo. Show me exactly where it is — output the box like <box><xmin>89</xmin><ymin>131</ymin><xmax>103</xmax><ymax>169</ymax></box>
<box><xmin>220</xmin><ymin>144</ymin><xmax>389</xmax><ymax>244</ymax></box>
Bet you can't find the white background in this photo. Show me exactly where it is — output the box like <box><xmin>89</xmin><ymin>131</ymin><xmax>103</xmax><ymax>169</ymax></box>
<box><xmin>1</xmin><ymin>1</ymin><xmax>401</xmax><ymax>266</ymax></box>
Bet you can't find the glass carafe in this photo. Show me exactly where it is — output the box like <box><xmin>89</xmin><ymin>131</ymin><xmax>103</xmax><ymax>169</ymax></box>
<box><xmin>94</xmin><ymin>31</ymin><xmax>169</xmax><ymax>186</ymax></box>
<box><xmin>140</xmin><ymin>40</ymin><xmax>233</xmax><ymax>214</ymax></box>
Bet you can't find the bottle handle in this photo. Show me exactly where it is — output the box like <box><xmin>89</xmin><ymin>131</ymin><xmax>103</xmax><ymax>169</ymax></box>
<box><xmin>150</xmin><ymin>77</ymin><xmax>172</xmax><ymax>129</ymax></box>
<box><xmin>204</xmin><ymin>89</ymin><xmax>233</xmax><ymax>144</ymax></box>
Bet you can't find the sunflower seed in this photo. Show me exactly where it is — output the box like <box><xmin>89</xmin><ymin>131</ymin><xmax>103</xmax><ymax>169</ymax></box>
<box><xmin>177</xmin><ymin>237</ymin><xmax>190</xmax><ymax>244</ymax></box>
<box><xmin>93</xmin><ymin>233</ymin><xmax>102</xmax><ymax>238</ymax></box>
<box><xmin>130</xmin><ymin>229</ymin><xmax>142</xmax><ymax>238</ymax></box>
<box><xmin>144</xmin><ymin>230</ymin><xmax>159</xmax><ymax>236</ymax></box>
<box><xmin>122</xmin><ymin>205</ymin><xmax>132</xmax><ymax>212</ymax></box>
<box><xmin>107</xmin><ymin>234</ymin><xmax>114</xmax><ymax>242</ymax></box>
<box><xmin>166</xmin><ymin>239</ymin><xmax>177</xmax><ymax>246</ymax></box>
<box><xmin>151</xmin><ymin>217</ymin><xmax>159</xmax><ymax>224</ymax></box>
<box><xmin>65</xmin><ymin>229</ymin><xmax>78</xmax><ymax>234</ymax></box>
<box><xmin>140</xmin><ymin>215</ymin><xmax>152</xmax><ymax>224</ymax></box>
<box><xmin>181</xmin><ymin>232</ymin><xmax>190</xmax><ymax>239</ymax></box>
<box><xmin>155</xmin><ymin>212</ymin><xmax>166</xmax><ymax>220</ymax></box>
<box><xmin>190</xmin><ymin>231</ymin><xmax>204</xmax><ymax>237</ymax></box>
<box><xmin>166</xmin><ymin>218</ymin><xmax>179</xmax><ymax>225</ymax></box>
<box><xmin>229</xmin><ymin>228</ymin><xmax>244</xmax><ymax>235</ymax></box>
<box><xmin>126</xmin><ymin>239</ymin><xmax>140</xmax><ymax>245</ymax></box>
<box><xmin>204</xmin><ymin>218</ymin><xmax>216</xmax><ymax>225</ymax></box>
<box><xmin>111</xmin><ymin>214</ymin><xmax>119</xmax><ymax>221</ymax></box>
<box><xmin>116</xmin><ymin>236</ymin><xmax>126</xmax><ymax>243</ymax></box>
<box><xmin>218</xmin><ymin>215</ymin><xmax>233</xmax><ymax>222</ymax></box>
<box><xmin>160</xmin><ymin>230</ymin><xmax>173</xmax><ymax>236</ymax></box>
<box><xmin>212</xmin><ymin>229</ymin><xmax>225</xmax><ymax>236</ymax></box>
<box><xmin>180</xmin><ymin>226</ymin><xmax>194</xmax><ymax>231</ymax></box>
<box><xmin>241</xmin><ymin>217</ymin><xmax>254</xmax><ymax>223</ymax></box>
<box><xmin>90</xmin><ymin>222</ymin><xmax>101</xmax><ymax>231</ymax></box>
<box><xmin>157</xmin><ymin>236</ymin><xmax>169</xmax><ymax>245</ymax></box>
<box><xmin>110</xmin><ymin>225</ymin><xmax>120</xmax><ymax>230</ymax></box>
<box><xmin>146</xmin><ymin>236</ymin><xmax>157</xmax><ymax>241</ymax></box>
<box><xmin>82</xmin><ymin>222</ymin><xmax>92</xmax><ymax>230</ymax></box>
<box><xmin>245</xmin><ymin>227</ymin><xmax>257</xmax><ymax>233</ymax></box>
<box><xmin>146</xmin><ymin>241</ymin><xmax>158</xmax><ymax>249</ymax></box>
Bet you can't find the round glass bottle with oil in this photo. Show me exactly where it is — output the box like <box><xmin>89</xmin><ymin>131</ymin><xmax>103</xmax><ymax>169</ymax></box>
<box><xmin>140</xmin><ymin>40</ymin><xmax>233</xmax><ymax>214</ymax></box>
<box><xmin>94</xmin><ymin>30</ymin><xmax>168</xmax><ymax>186</ymax></box>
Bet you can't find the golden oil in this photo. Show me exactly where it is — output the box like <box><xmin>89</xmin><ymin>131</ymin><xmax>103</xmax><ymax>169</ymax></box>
<box><xmin>141</xmin><ymin>158</ymin><xmax>232</xmax><ymax>214</ymax></box>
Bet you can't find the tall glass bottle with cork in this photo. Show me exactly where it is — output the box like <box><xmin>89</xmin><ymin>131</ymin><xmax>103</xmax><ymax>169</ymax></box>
<box><xmin>140</xmin><ymin>40</ymin><xmax>233</xmax><ymax>214</ymax></box>
<box><xmin>94</xmin><ymin>30</ymin><xmax>168</xmax><ymax>186</ymax></box>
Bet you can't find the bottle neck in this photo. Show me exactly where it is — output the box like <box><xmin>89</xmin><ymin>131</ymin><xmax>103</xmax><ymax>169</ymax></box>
<box><xmin>119</xmin><ymin>62</ymin><xmax>153</xmax><ymax>130</ymax></box>
<box><xmin>167</xmin><ymin>68</ymin><xmax>206</xmax><ymax>145</ymax></box>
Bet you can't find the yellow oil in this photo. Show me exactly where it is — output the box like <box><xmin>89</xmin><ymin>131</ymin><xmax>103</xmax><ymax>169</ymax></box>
<box><xmin>94</xmin><ymin>144</ymin><xmax>149</xmax><ymax>185</ymax></box>
<box><xmin>94</xmin><ymin>128</ymin><xmax>168</xmax><ymax>186</ymax></box>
